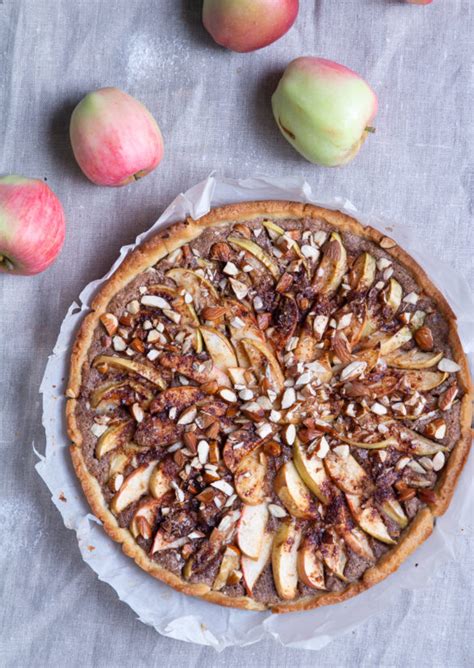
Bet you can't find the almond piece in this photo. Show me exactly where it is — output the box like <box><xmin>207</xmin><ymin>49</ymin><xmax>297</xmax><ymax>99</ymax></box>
<box><xmin>438</xmin><ymin>385</ymin><xmax>458</xmax><ymax>411</ymax></box>
<box><xmin>424</xmin><ymin>418</ymin><xmax>446</xmax><ymax>440</ymax></box>
<box><xmin>276</xmin><ymin>272</ymin><xmax>293</xmax><ymax>293</ymax></box>
<box><xmin>233</xmin><ymin>223</ymin><xmax>252</xmax><ymax>238</ymax></box>
<box><xmin>100</xmin><ymin>313</ymin><xmax>118</xmax><ymax>336</ymax></box>
<box><xmin>130</xmin><ymin>337</ymin><xmax>145</xmax><ymax>354</ymax></box>
<box><xmin>209</xmin><ymin>242</ymin><xmax>232</xmax><ymax>262</ymax></box>
<box><xmin>202</xmin><ymin>306</ymin><xmax>227</xmax><ymax>321</ymax></box>
<box><xmin>380</xmin><ymin>236</ymin><xmax>397</xmax><ymax>249</ymax></box>
<box><xmin>438</xmin><ymin>358</ymin><xmax>461</xmax><ymax>373</ymax></box>
<box><xmin>414</xmin><ymin>326</ymin><xmax>434</xmax><ymax>351</ymax></box>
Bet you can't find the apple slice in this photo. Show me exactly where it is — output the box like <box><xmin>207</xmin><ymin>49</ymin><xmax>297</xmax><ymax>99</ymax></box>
<box><xmin>382</xmin><ymin>278</ymin><xmax>403</xmax><ymax>313</ymax></box>
<box><xmin>262</xmin><ymin>220</ymin><xmax>310</xmax><ymax>274</ymax></box>
<box><xmin>90</xmin><ymin>379</ymin><xmax>153</xmax><ymax>411</ymax></box>
<box><xmin>395</xmin><ymin>426</ymin><xmax>449</xmax><ymax>456</ymax></box>
<box><xmin>349</xmin><ymin>252</ymin><xmax>376</xmax><ymax>291</ymax></box>
<box><xmin>92</xmin><ymin>354</ymin><xmax>166</xmax><ymax>389</ymax></box>
<box><xmin>380</xmin><ymin>326</ymin><xmax>413</xmax><ymax>355</ymax></box>
<box><xmin>151</xmin><ymin>531</ymin><xmax>188</xmax><ymax>554</ymax></box>
<box><xmin>110</xmin><ymin>460</ymin><xmax>156</xmax><ymax>514</ymax></box>
<box><xmin>242</xmin><ymin>531</ymin><xmax>273</xmax><ymax>596</ymax></box>
<box><xmin>107</xmin><ymin>451</ymin><xmax>132</xmax><ymax>481</ymax></box>
<box><xmin>400</xmin><ymin>370</ymin><xmax>448</xmax><ymax>392</ymax></box>
<box><xmin>294</xmin><ymin>318</ymin><xmax>318</xmax><ymax>363</ymax></box>
<box><xmin>272</xmin><ymin>519</ymin><xmax>302</xmax><ymax>600</ymax></box>
<box><xmin>320</xmin><ymin>528</ymin><xmax>348</xmax><ymax>581</ymax></box>
<box><xmin>293</xmin><ymin>439</ymin><xmax>332</xmax><ymax>504</ymax></box>
<box><xmin>150</xmin><ymin>385</ymin><xmax>204</xmax><ymax>414</ymax></box>
<box><xmin>346</xmin><ymin>494</ymin><xmax>396</xmax><ymax>545</ymax></box>
<box><xmin>200</xmin><ymin>325</ymin><xmax>238</xmax><ymax>370</ymax></box>
<box><xmin>227</xmin><ymin>236</ymin><xmax>280</xmax><ymax>280</ymax></box>
<box><xmin>274</xmin><ymin>461</ymin><xmax>317</xmax><ymax>519</ymax></box>
<box><xmin>130</xmin><ymin>498</ymin><xmax>161</xmax><ymax>539</ymax></box>
<box><xmin>223</xmin><ymin>429</ymin><xmax>264</xmax><ymax>472</ymax></box>
<box><xmin>297</xmin><ymin>541</ymin><xmax>326</xmax><ymax>590</ymax></box>
<box><xmin>237</xmin><ymin>502</ymin><xmax>269</xmax><ymax>559</ymax></box>
<box><xmin>339</xmin><ymin>435</ymin><xmax>398</xmax><ymax>450</ymax></box>
<box><xmin>241</xmin><ymin>338</ymin><xmax>285</xmax><ymax>393</ymax></box>
<box><xmin>95</xmin><ymin>421</ymin><xmax>132</xmax><ymax>459</ymax></box>
<box><xmin>339</xmin><ymin>526</ymin><xmax>375</xmax><ymax>563</ymax></box>
<box><xmin>382</xmin><ymin>497</ymin><xmax>408</xmax><ymax>529</ymax></box>
<box><xmin>166</xmin><ymin>267</ymin><xmax>220</xmax><ymax>311</ymax></box>
<box><xmin>324</xmin><ymin>450</ymin><xmax>374</xmax><ymax>496</ymax></box>
<box><xmin>234</xmin><ymin>449</ymin><xmax>268</xmax><ymax>505</ymax></box>
<box><xmin>212</xmin><ymin>545</ymin><xmax>241</xmax><ymax>591</ymax></box>
<box><xmin>385</xmin><ymin>348</ymin><xmax>443</xmax><ymax>370</ymax></box>
<box><xmin>159</xmin><ymin>352</ymin><xmax>231</xmax><ymax>388</ymax></box>
<box><xmin>312</xmin><ymin>232</ymin><xmax>347</xmax><ymax>295</ymax></box>
<box><xmin>149</xmin><ymin>460</ymin><xmax>174</xmax><ymax>501</ymax></box>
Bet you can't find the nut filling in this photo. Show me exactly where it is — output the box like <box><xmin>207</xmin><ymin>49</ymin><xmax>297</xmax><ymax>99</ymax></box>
<box><xmin>68</xmin><ymin>203</ymin><xmax>471</xmax><ymax>611</ymax></box>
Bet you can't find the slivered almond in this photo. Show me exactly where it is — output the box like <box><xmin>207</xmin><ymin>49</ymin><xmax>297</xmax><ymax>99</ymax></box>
<box><xmin>130</xmin><ymin>337</ymin><xmax>145</xmax><ymax>353</ymax></box>
<box><xmin>200</xmin><ymin>380</ymin><xmax>219</xmax><ymax>394</ymax></box>
<box><xmin>276</xmin><ymin>272</ymin><xmax>293</xmax><ymax>293</ymax></box>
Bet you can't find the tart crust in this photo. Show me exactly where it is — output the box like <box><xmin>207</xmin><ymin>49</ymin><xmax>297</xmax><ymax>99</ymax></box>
<box><xmin>66</xmin><ymin>201</ymin><xmax>472</xmax><ymax>613</ymax></box>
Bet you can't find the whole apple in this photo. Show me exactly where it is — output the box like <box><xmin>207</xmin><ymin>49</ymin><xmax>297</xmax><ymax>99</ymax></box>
<box><xmin>202</xmin><ymin>0</ymin><xmax>299</xmax><ymax>53</ymax></box>
<box><xmin>272</xmin><ymin>57</ymin><xmax>378</xmax><ymax>167</ymax></box>
<box><xmin>70</xmin><ymin>87</ymin><xmax>164</xmax><ymax>187</ymax></box>
<box><xmin>0</xmin><ymin>175</ymin><xmax>65</xmax><ymax>275</ymax></box>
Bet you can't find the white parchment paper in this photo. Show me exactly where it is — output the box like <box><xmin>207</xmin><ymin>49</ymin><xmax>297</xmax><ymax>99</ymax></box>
<box><xmin>37</xmin><ymin>175</ymin><xmax>473</xmax><ymax>651</ymax></box>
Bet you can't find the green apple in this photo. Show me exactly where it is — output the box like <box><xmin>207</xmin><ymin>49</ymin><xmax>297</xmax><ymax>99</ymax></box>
<box><xmin>272</xmin><ymin>57</ymin><xmax>378</xmax><ymax>167</ymax></box>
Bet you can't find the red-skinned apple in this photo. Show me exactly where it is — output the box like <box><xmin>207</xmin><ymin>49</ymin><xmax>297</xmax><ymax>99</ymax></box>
<box><xmin>202</xmin><ymin>0</ymin><xmax>299</xmax><ymax>53</ymax></box>
<box><xmin>272</xmin><ymin>57</ymin><xmax>378</xmax><ymax>167</ymax></box>
<box><xmin>0</xmin><ymin>175</ymin><xmax>65</xmax><ymax>275</ymax></box>
<box><xmin>70</xmin><ymin>87</ymin><xmax>164</xmax><ymax>187</ymax></box>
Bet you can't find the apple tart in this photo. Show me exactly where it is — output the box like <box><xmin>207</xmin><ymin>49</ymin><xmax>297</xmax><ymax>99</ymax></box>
<box><xmin>66</xmin><ymin>201</ymin><xmax>472</xmax><ymax>612</ymax></box>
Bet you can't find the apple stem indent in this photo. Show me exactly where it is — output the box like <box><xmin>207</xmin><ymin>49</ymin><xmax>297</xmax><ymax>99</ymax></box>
<box><xmin>0</xmin><ymin>254</ymin><xmax>15</xmax><ymax>271</ymax></box>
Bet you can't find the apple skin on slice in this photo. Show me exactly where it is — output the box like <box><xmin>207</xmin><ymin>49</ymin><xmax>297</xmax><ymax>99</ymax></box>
<box><xmin>349</xmin><ymin>252</ymin><xmax>376</xmax><ymax>292</ymax></box>
<box><xmin>293</xmin><ymin>439</ymin><xmax>332</xmax><ymax>504</ymax></box>
<box><xmin>200</xmin><ymin>325</ymin><xmax>238</xmax><ymax>370</ymax></box>
<box><xmin>346</xmin><ymin>494</ymin><xmax>396</xmax><ymax>545</ymax></box>
<box><xmin>95</xmin><ymin>420</ymin><xmax>132</xmax><ymax>459</ymax></box>
<box><xmin>110</xmin><ymin>460</ymin><xmax>156</xmax><ymax>514</ymax></box>
<box><xmin>227</xmin><ymin>235</ymin><xmax>280</xmax><ymax>280</ymax></box>
<box><xmin>241</xmin><ymin>337</ymin><xmax>285</xmax><ymax>393</ymax></box>
<box><xmin>130</xmin><ymin>498</ymin><xmax>161</xmax><ymax>539</ymax></box>
<box><xmin>242</xmin><ymin>530</ymin><xmax>274</xmax><ymax>596</ymax></box>
<box><xmin>297</xmin><ymin>540</ymin><xmax>326</xmax><ymax>590</ymax></box>
<box><xmin>93</xmin><ymin>354</ymin><xmax>166</xmax><ymax>389</ymax></box>
<box><xmin>234</xmin><ymin>449</ymin><xmax>268</xmax><ymax>505</ymax></box>
<box><xmin>385</xmin><ymin>348</ymin><xmax>443</xmax><ymax>370</ymax></box>
<box><xmin>212</xmin><ymin>545</ymin><xmax>241</xmax><ymax>591</ymax></box>
<box><xmin>149</xmin><ymin>459</ymin><xmax>174</xmax><ymax>501</ymax></box>
<box><xmin>274</xmin><ymin>461</ymin><xmax>318</xmax><ymax>519</ymax></box>
<box><xmin>324</xmin><ymin>450</ymin><xmax>374</xmax><ymax>497</ymax></box>
<box><xmin>237</xmin><ymin>502</ymin><xmax>269</xmax><ymax>559</ymax></box>
<box><xmin>90</xmin><ymin>379</ymin><xmax>153</xmax><ymax>411</ymax></box>
<box><xmin>312</xmin><ymin>232</ymin><xmax>347</xmax><ymax>296</ymax></box>
<box><xmin>159</xmin><ymin>352</ymin><xmax>232</xmax><ymax>388</ymax></box>
<box><xmin>382</xmin><ymin>497</ymin><xmax>408</xmax><ymax>529</ymax></box>
<box><xmin>272</xmin><ymin>519</ymin><xmax>302</xmax><ymax>600</ymax></box>
<box><xmin>320</xmin><ymin>528</ymin><xmax>348</xmax><ymax>581</ymax></box>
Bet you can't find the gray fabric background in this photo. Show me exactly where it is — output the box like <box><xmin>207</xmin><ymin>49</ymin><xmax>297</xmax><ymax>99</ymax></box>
<box><xmin>0</xmin><ymin>1</ymin><xmax>473</xmax><ymax>666</ymax></box>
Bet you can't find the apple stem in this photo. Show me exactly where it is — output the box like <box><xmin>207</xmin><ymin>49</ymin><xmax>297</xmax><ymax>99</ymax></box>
<box><xmin>0</xmin><ymin>254</ymin><xmax>14</xmax><ymax>271</ymax></box>
<box><xmin>365</xmin><ymin>126</ymin><xmax>376</xmax><ymax>134</ymax></box>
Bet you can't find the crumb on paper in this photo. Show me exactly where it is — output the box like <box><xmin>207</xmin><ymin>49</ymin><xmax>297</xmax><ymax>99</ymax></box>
<box><xmin>87</xmin><ymin>545</ymin><xmax>96</xmax><ymax>552</ymax></box>
<box><xmin>59</xmin><ymin>492</ymin><xmax>67</xmax><ymax>502</ymax></box>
